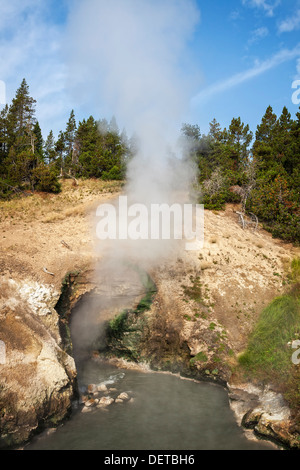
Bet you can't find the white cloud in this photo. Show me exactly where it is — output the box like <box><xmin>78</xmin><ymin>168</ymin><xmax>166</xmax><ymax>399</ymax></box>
<box><xmin>192</xmin><ymin>44</ymin><xmax>300</xmax><ymax>104</ymax></box>
<box><xmin>248</xmin><ymin>26</ymin><xmax>269</xmax><ymax>45</ymax></box>
<box><xmin>278</xmin><ymin>9</ymin><xmax>300</xmax><ymax>33</ymax></box>
<box><xmin>0</xmin><ymin>0</ymin><xmax>70</xmax><ymax>138</ymax></box>
<box><xmin>242</xmin><ymin>0</ymin><xmax>281</xmax><ymax>17</ymax></box>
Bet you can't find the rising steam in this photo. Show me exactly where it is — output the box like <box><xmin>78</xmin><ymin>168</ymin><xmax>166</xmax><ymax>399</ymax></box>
<box><xmin>67</xmin><ymin>2</ymin><xmax>200</xmax><ymax>183</ymax></box>
<box><xmin>65</xmin><ymin>0</ymin><xmax>201</xmax><ymax>353</ymax></box>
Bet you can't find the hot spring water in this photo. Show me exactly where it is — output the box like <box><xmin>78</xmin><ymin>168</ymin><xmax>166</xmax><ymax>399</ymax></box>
<box><xmin>26</xmin><ymin>267</ymin><xmax>275</xmax><ymax>451</ymax></box>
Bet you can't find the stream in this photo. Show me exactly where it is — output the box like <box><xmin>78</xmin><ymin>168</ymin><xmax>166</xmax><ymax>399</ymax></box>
<box><xmin>26</xmin><ymin>359</ymin><xmax>275</xmax><ymax>450</ymax></box>
<box><xmin>27</xmin><ymin>266</ymin><xmax>276</xmax><ymax>451</ymax></box>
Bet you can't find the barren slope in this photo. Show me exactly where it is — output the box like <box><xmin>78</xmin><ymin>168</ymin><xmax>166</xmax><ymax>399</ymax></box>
<box><xmin>0</xmin><ymin>182</ymin><xmax>299</xmax><ymax>448</ymax></box>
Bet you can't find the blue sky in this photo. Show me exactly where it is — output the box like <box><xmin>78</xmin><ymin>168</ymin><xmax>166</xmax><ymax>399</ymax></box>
<box><xmin>1</xmin><ymin>0</ymin><xmax>300</xmax><ymax>141</ymax></box>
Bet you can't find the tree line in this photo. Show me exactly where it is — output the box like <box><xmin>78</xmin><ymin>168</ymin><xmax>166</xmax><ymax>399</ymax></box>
<box><xmin>181</xmin><ymin>105</ymin><xmax>300</xmax><ymax>244</ymax></box>
<box><xmin>0</xmin><ymin>79</ymin><xmax>299</xmax><ymax>244</ymax></box>
<box><xmin>0</xmin><ymin>79</ymin><xmax>132</xmax><ymax>197</ymax></box>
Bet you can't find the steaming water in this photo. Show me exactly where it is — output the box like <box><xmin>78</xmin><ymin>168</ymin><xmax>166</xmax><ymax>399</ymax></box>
<box><xmin>26</xmin><ymin>360</ymin><xmax>275</xmax><ymax>450</ymax></box>
<box><xmin>27</xmin><ymin>342</ymin><xmax>275</xmax><ymax>450</ymax></box>
<box><xmin>25</xmin><ymin>269</ymin><xmax>277</xmax><ymax>451</ymax></box>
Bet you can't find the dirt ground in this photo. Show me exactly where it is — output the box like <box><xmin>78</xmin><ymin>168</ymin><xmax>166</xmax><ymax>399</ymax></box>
<box><xmin>0</xmin><ymin>180</ymin><xmax>299</xmax><ymax>354</ymax></box>
<box><xmin>192</xmin><ymin>204</ymin><xmax>299</xmax><ymax>351</ymax></box>
<box><xmin>0</xmin><ymin>180</ymin><xmax>122</xmax><ymax>290</ymax></box>
<box><xmin>1</xmin><ymin>179</ymin><xmax>299</xmax><ymax>449</ymax></box>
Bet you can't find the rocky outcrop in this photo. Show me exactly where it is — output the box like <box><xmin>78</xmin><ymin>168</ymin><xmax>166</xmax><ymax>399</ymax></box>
<box><xmin>102</xmin><ymin>262</ymin><xmax>300</xmax><ymax>450</ymax></box>
<box><xmin>228</xmin><ymin>383</ymin><xmax>300</xmax><ymax>450</ymax></box>
<box><xmin>104</xmin><ymin>266</ymin><xmax>233</xmax><ymax>384</ymax></box>
<box><xmin>0</xmin><ymin>277</ymin><xmax>77</xmax><ymax>449</ymax></box>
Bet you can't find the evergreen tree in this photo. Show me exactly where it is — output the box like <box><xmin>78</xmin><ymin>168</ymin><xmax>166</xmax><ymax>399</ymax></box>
<box><xmin>248</xmin><ymin>105</ymin><xmax>300</xmax><ymax>243</ymax></box>
<box><xmin>253</xmin><ymin>106</ymin><xmax>278</xmax><ymax>171</ymax></box>
<box><xmin>287</xmin><ymin>108</ymin><xmax>300</xmax><ymax>181</ymax></box>
<box><xmin>75</xmin><ymin>116</ymin><xmax>101</xmax><ymax>177</ymax></box>
<box><xmin>33</xmin><ymin>121</ymin><xmax>44</xmax><ymax>161</ymax></box>
<box><xmin>55</xmin><ymin>131</ymin><xmax>66</xmax><ymax>174</ymax></box>
<box><xmin>255</xmin><ymin>105</ymin><xmax>277</xmax><ymax>143</ymax></box>
<box><xmin>0</xmin><ymin>104</ymin><xmax>9</xmax><ymax>164</ymax></box>
<box><xmin>109</xmin><ymin>115</ymin><xmax>119</xmax><ymax>135</ymax></box>
<box><xmin>3</xmin><ymin>79</ymin><xmax>38</xmax><ymax>186</ymax></box>
<box><xmin>226</xmin><ymin>117</ymin><xmax>253</xmax><ymax>168</ymax></box>
<box><xmin>64</xmin><ymin>110</ymin><xmax>77</xmax><ymax>169</ymax></box>
<box><xmin>208</xmin><ymin>118</ymin><xmax>222</xmax><ymax>142</ymax></box>
<box><xmin>44</xmin><ymin>130</ymin><xmax>57</xmax><ymax>164</ymax></box>
<box><xmin>6</xmin><ymin>78</ymin><xmax>36</xmax><ymax>153</ymax></box>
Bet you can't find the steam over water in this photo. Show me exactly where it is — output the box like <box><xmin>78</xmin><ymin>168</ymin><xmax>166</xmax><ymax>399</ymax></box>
<box><xmin>26</xmin><ymin>285</ymin><xmax>275</xmax><ymax>451</ymax></box>
<box><xmin>67</xmin><ymin>0</ymin><xmax>201</xmax><ymax>227</ymax></box>
<box><xmin>67</xmin><ymin>0</ymin><xmax>204</xmax><ymax>357</ymax></box>
<box><xmin>27</xmin><ymin>361</ymin><xmax>274</xmax><ymax>451</ymax></box>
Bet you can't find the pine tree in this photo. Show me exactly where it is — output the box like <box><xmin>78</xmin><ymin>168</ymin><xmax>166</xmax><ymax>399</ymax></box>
<box><xmin>181</xmin><ymin>123</ymin><xmax>201</xmax><ymax>142</ymax></box>
<box><xmin>3</xmin><ymin>79</ymin><xmax>38</xmax><ymax>187</ymax></box>
<box><xmin>0</xmin><ymin>104</ymin><xmax>9</xmax><ymax>165</ymax></box>
<box><xmin>208</xmin><ymin>118</ymin><xmax>222</xmax><ymax>142</ymax></box>
<box><xmin>55</xmin><ymin>131</ymin><xmax>66</xmax><ymax>174</ymax></box>
<box><xmin>227</xmin><ymin>117</ymin><xmax>253</xmax><ymax>169</ymax></box>
<box><xmin>75</xmin><ymin>116</ymin><xmax>100</xmax><ymax>177</ymax></box>
<box><xmin>109</xmin><ymin>115</ymin><xmax>119</xmax><ymax>135</ymax></box>
<box><xmin>44</xmin><ymin>130</ymin><xmax>56</xmax><ymax>164</ymax></box>
<box><xmin>33</xmin><ymin>121</ymin><xmax>44</xmax><ymax>161</ymax></box>
<box><xmin>255</xmin><ymin>105</ymin><xmax>277</xmax><ymax>143</ymax></box>
<box><xmin>64</xmin><ymin>110</ymin><xmax>77</xmax><ymax>169</ymax></box>
<box><xmin>253</xmin><ymin>106</ymin><xmax>278</xmax><ymax>171</ymax></box>
<box><xmin>6</xmin><ymin>78</ymin><xmax>36</xmax><ymax>153</ymax></box>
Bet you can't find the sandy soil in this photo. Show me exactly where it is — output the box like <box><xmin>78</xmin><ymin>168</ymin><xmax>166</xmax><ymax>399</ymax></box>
<box><xmin>145</xmin><ymin>203</ymin><xmax>300</xmax><ymax>357</ymax></box>
<box><xmin>0</xmin><ymin>180</ymin><xmax>122</xmax><ymax>290</ymax></box>
<box><xmin>1</xmin><ymin>180</ymin><xmax>299</xmax><ymax>449</ymax></box>
<box><xmin>0</xmin><ymin>182</ymin><xmax>299</xmax><ymax>354</ymax></box>
<box><xmin>192</xmin><ymin>204</ymin><xmax>299</xmax><ymax>351</ymax></box>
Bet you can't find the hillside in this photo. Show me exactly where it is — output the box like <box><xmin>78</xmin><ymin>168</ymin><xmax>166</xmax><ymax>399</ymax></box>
<box><xmin>0</xmin><ymin>180</ymin><xmax>299</xmax><ymax>448</ymax></box>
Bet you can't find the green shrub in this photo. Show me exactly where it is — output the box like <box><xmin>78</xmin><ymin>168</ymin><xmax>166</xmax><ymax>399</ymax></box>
<box><xmin>102</xmin><ymin>165</ymin><xmax>124</xmax><ymax>181</ymax></box>
<box><xmin>190</xmin><ymin>351</ymin><xmax>208</xmax><ymax>365</ymax></box>
<box><xmin>31</xmin><ymin>164</ymin><xmax>61</xmax><ymax>193</ymax></box>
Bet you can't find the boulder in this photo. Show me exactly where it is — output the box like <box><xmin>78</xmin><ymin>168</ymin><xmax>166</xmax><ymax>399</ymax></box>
<box><xmin>97</xmin><ymin>397</ymin><xmax>114</xmax><ymax>407</ymax></box>
<box><xmin>117</xmin><ymin>392</ymin><xmax>130</xmax><ymax>401</ymax></box>
<box><xmin>87</xmin><ymin>384</ymin><xmax>98</xmax><ymax>394</ymax></box>
<box><xmin>84</xmin><ymin>399</ymin><xmax>96</xmax><ymax>408</ymax></box>
<box><xmin>0</xmin><ymin>279</ymin><xmax>77</xmax><ymax>449</ymax></box>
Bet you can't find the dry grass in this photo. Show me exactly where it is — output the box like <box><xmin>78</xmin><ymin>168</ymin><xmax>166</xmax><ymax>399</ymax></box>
<box><xmin>0</xmin><ymin>179</ymin><xmax>123</xmax><ymax>224</ymax></box>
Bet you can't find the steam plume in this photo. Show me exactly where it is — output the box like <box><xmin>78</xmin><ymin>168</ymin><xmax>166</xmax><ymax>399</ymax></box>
<box><xmin>65</xmin><ymin>1</ymin><xmax>201</xmax><ymax>354</ymax></box>
<box><xmin>66</xmin><ymin>0</ymin><xmax>200</xmax><ymax>207</ymax></box>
